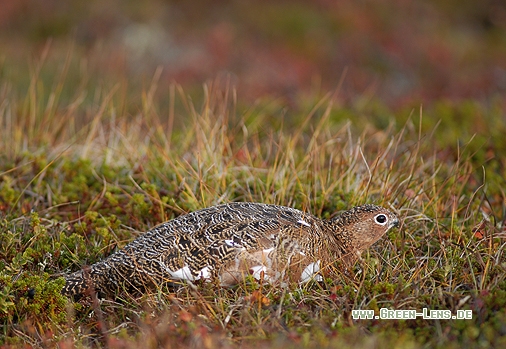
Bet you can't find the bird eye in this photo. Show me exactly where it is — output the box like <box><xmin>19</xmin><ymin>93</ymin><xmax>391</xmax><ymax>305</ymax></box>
<box><xmin>374</xmin><ymin>214</ymin><xmax>387</xmax><ymax>225</ymax></box>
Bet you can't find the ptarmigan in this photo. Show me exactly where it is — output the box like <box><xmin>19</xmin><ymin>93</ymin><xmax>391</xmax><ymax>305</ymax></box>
<box><xmin>61</xmin><ymin>202</ymin><xmax>399</xmax><ymax>297</ymax></box>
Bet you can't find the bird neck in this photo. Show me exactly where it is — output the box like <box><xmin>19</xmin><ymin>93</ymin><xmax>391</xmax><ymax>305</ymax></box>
<box><xmin>320</xmin><ymin>219</ymin><xmax>356</xmax><ymax>257</ymax></box>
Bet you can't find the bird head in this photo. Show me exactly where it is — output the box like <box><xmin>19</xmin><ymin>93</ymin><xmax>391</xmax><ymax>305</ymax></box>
<box><xmin>331</xmin><ymin>204</ymin><xmax>399</xmax><ymax>253</ymax></box>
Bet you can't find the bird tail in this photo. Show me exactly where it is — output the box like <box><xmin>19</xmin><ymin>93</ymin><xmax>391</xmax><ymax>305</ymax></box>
<box><xmin>61</xmin><ymin>267</ymin><xmax>94</xmax><ymax>297</ymax></box>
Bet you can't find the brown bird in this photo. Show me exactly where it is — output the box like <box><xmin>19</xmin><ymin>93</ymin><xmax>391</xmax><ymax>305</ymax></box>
<box><xmin>61</xmin><ymin>202</ymin><xmax>399</xmax><ymax>298</ymax></box>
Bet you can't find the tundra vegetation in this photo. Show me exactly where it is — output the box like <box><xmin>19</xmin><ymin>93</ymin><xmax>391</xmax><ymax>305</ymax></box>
<box><xmin>1</xmin><ymin>1</ymin><xmax>506</xmax><ymax>347</ymax></box>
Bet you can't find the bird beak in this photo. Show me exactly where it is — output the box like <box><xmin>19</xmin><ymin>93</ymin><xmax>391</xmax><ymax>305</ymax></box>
<box><xmin>391</xmin><ymin>218</ymin><xmax>400</xmax><ymax>228</ymax></box>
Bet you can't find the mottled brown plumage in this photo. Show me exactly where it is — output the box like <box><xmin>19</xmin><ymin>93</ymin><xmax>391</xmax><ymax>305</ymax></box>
<box><xmin>61</xmin><ymin>202</ymin><xmax>399</xmax><ymax>297</ymax></box>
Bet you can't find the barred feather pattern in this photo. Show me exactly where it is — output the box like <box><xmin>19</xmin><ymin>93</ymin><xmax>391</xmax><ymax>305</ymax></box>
<box><xmin>61</xmin><ymin>202</ymin><xmax>399</xmax><ymax>297</ymax></box>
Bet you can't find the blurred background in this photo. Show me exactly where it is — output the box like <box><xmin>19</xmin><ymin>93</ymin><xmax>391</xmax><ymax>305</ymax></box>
<box><xmin>1</xmin><ymin>0</ymin><xmax>505</xmax><ymax>109</ymax></box>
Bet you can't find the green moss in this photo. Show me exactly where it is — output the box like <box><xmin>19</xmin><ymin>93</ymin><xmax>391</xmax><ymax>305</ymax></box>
<box><xmin>129</xmin><ymin>193</ymin><xmax>151</xmax><ymax>218</ymax></box>
<box><xmin>0</xmin><ymin>176</ymin><xmax>17</xmax><ymax>207</ymax></box>
<box><xmin>372</xmin><ymin>282</ymin><xmax>396</xmax><ymax>295</ymax></box>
